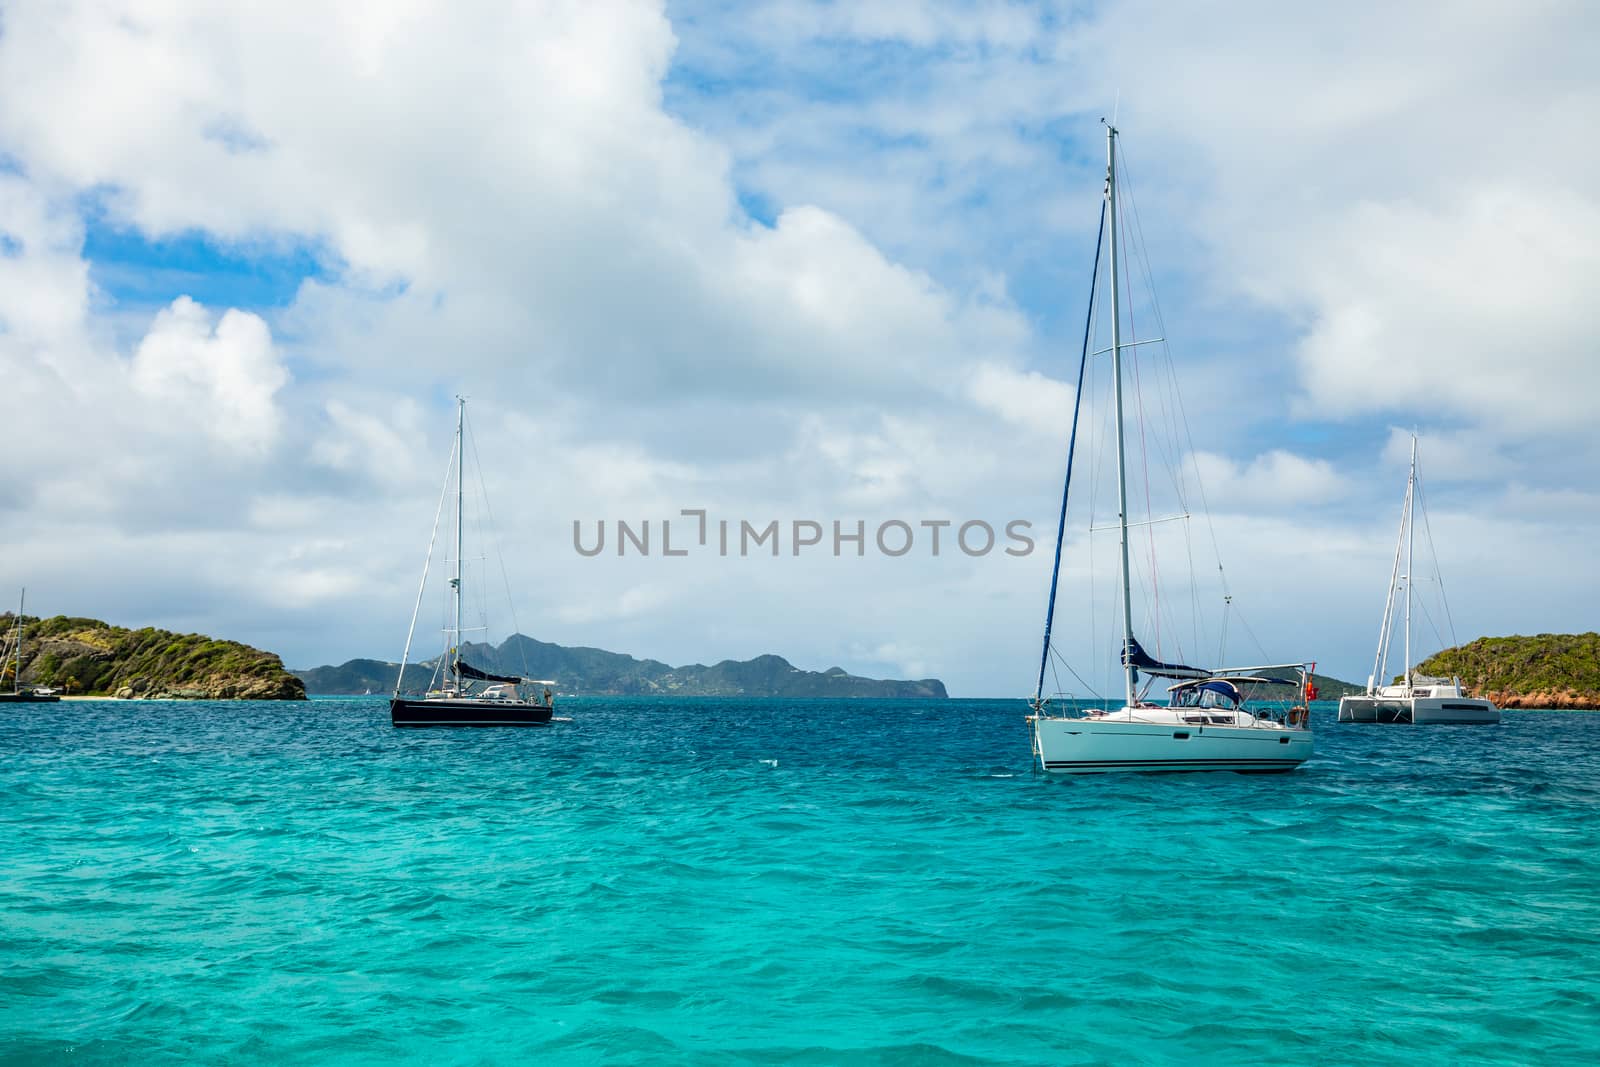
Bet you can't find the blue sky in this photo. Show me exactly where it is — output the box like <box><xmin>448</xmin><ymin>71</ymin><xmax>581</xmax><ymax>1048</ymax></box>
<box><xmin>1</xmin><ymin>1</ymin><xmax>1596</xmax><ymax>695</ymax></box>
<box><xmin>82</xmin><ymin>225</ymin><xmax>330</xmax><ymax>311</ymax></box>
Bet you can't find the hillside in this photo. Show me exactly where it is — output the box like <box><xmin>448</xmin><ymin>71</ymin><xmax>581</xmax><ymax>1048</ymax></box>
<box><xmin>1307</xmin><ymin>673</ymin><xmax>1363</xmax><ymax>700</ymax></box>
<box><xmin>1418</xmin><ymin>633</ymin><xmax>1600</xmax><ymax>709</ymax></box>
<box><xmin>1</xmin><ymin>614</ymin><xmax>306</xmax><ymax>700</ymax></box>
<box><xmin>296</xmin><ymin>633</ymin><xmax>949</xmax><ymax>699</ymax></box>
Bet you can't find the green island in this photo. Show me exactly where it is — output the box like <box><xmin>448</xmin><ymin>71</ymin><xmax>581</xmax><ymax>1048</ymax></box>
<box><xmin>1417</xmin><ymin>633</ymin><xmax>1600</xmax><ymax>709</ymax></box>
<box><xmin>2</xmin><ymin>614</ymin><xmax>306</xmax><ymax>700</ymax></box>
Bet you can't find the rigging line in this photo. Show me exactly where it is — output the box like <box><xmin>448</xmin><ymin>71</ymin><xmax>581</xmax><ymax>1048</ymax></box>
<box><xmin>1116</xmin><ymin>160</ymin><xmax>1163</xmax><ymax>660</ymax></box>
<box><xmin>1085</xmin><ymin>236</ymin><xmax>1106</xmax><ymax>542</ymax></box>
<box><xmin>1114</xmin><ymin>142</ymin><xmax>1185</xmax><ymax>488</ymax></box>
<box><xmin>1034</xmin><ymin>198</ymin><xmax>1107</xmax><ymax>704</ymax></box>
<box><xmin>1413</xmin><ymin>474</ymin><xmax>1461</xmax><ymax>651</ymax></box>
<box><xmin>1231</xmin><ymin>600</ymin><xmax>1271</xmax><ymax>662</ymax></box>
<box><xmin>1051</xmin><ymin>644</ymin><xmax>1104</xmax><ymax>702</ymax></box>
<box><xmin>466</xmin><ymin>413</ymin><xmax>533</xmax><ymax>681</ymax></box>
<box><xmin>1048</xmin><ymin>656</ymin><xmax>1066</xmax><ymax>702</ymax></box>
<box><xmin>466</xmin><ymin>437</ymin><xmax>491</xmax><ymax>647</ymax></box>
<box><xmin>1118</xmin><ymin>141</ymin><xmax>1231</xmax><ymax>605</ymax></box>
<box><xmin>1184</xmin><ymin>514</ymin><xmax>1201</xmax><ymax>660</ymax></box>
<box><xmin>1113</xmin><ymin>145</ymin><xmax>1186</xmax><ymax>659</ymax></box>
<box><xmin>1413</xmin><ymin>583</ymin><xmax>1447</xmax><ymax>657</ymax></box>
<box><xmin>397</xmin><ymin>435</ymin><xmax>459</xmax><ymax>698</ymax></box>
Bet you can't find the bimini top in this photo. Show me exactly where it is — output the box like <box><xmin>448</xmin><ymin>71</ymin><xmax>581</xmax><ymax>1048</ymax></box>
<box><xmin>1165</xmin><ymin>675</ymin><xmax>1297</xmax><ymax>692</ymax></box>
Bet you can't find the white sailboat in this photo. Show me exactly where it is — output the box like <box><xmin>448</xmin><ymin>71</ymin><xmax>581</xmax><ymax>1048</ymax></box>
<box><xmin>1338</xmin><ymin>436</ymin><xmax>1499</xmax><ymax>725</ymax></box>
<box><xmin>1</xmin><ymin>589</ymin><xmax>61</xmax><ymax>704</ymax></box>
<box><xmin>391</xmin><ymin>397</ymin><xmax>556</xmax><ymax>727</ymax></box>
<box><xmin>1027</xmin><ymin>124</ymin><xmax>1315</xmax><ymax>774</ymax></box>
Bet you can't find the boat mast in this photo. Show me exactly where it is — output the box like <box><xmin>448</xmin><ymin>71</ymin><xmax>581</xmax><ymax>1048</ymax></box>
<box><xmin>1370</xmin><ymin>469</ymin><xmax>1408</xmax><ymax>695</ymax></box>
<box><xmin>452</xmin><ymin>396</ymin><xmax>465</xmax><ymax>687</ymax></box>
<box><xmin>1403</xmin><ymin>433</ymin><xmax>1416</xmax><ymax>691</ymax></box>
<box><xmin>11</xmin><ymin>588</ymin><xmax>21</xmax><ymax>696</ymax></box>
<box><xmin>1106</xmin><ymin>123</ymin><xmax>1137</xmax><ymax>709</ymax></box>
<box><xmin>454</xmin><ymin>396</ymin><xmax>467</xmax><ymax>687</ymax></box>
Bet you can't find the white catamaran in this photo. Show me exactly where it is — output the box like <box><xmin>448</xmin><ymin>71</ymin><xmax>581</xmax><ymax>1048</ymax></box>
<box><xmin>1027</xmin><ymin>124</ymin><xmax>1315</xmax><ymax>773</ymax></box>
<box><xmin>1338</xmin><ymin>436</ymin><xmax>1499</xmax><ymax>725</ymax></box>
<box><xmin>390</xmin><ymin>397</ymin><xmax>556</xmax><ymax>727</ymax></box>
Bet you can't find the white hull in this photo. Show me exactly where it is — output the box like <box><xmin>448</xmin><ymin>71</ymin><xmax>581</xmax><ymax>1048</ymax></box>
<box><xmin>1031</xmin><ymin>709</ymin><xmax>1312</xmax><ymax>774</ymax></box>
<box><xmin>1338</xmin><ymin>695</ymin><xmax>1499</xmax><ymax>725</ymax></box>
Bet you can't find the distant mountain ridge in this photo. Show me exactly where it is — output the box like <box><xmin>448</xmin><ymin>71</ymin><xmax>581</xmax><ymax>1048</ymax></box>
<box><xmin>295</xmin><ymin>633</ymin><xmax>949</xmax><ymax>699</ymax></box>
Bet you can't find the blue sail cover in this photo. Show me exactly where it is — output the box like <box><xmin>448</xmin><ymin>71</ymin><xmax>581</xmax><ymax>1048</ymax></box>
<box><xmin>1122</xmin><ymin>638</ymin><xmax>1210</xmax><ymax>680</ymax></box>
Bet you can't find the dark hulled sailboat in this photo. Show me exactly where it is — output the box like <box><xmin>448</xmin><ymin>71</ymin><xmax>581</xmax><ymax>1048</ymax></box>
<box><xmin>390</xmin><ymin>397</ymin><xmax>555</xmax><ymax>728</ymax></box>
<box><xmin>390</xmin><ymin>659</ymin><xmax>555</xmax><ymax>727</ymax></box>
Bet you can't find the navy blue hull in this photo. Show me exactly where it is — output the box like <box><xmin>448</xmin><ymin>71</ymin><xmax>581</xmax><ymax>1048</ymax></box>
<box><xmin>390</xmin><ymin>697</ymin><xmax>553</xmax><ymax>727</ymax></box>
<box><xmin>0</xmin><ymin>692</ymin><xmax>61</xmax><ymax>703</ymax></box>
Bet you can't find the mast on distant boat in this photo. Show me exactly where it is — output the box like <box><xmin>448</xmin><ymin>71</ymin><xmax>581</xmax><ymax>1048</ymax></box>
<box><xmin>1403</xmin><ymin>433</ymin><xmax>1416</xmax><ymax>693</ymax></box>
<box><xmin>1365</xmin><ymin>432</ymin><xmax>1422</xmax><ymax>696</ymax></box>
<box><xmin>394</xmin><ymin>406</ymin><xmax>460</xmax><ymax>699</ymax></box>
<box><xmin>12</xmin><ymin>588</ymin><xmax>24</xmax><ymax>696</ymax></box>
<box><xmin>451</xmin><ymin>396</ymin><xmax>465</xmax><ymax>691</ymax></box>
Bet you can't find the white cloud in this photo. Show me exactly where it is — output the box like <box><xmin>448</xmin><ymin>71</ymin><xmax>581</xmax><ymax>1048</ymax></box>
<box><xmin>556</xmin><ymin>583</ymin><xmax>672</xmax><ymax>626</ymax></box>
<box><xmin>1288</xmin><ymin>187</ymin><xmax>1600</xmax><ymax>428</ymax></box>
<box><xmin>1379</xmin><ymin>427</ymin><xmax>1516</xmax><ymax>486</ymax></box>
<box><xmin>969</xmin><ymin>363</ymin><xmax>1076</xmax><ymax>439</ymax></box>
<box><xmin>311</xmin><ymin>399</ymin><xmax>427</xmax><ymax>486</ymax></box>
<box><xmin>1189</xmin><ymin>449</ymin><xmax>1348</xmax><ymax>509</ymax></box>
<box><xmin>1072</xmin><ymin>1</ymin><xmax>1600</xmax><ymax>439</ymax></box>
<box><xmin>130</xmin><ymin>298</ymin><xmax>287</xmax><ymax>454</ymax></box>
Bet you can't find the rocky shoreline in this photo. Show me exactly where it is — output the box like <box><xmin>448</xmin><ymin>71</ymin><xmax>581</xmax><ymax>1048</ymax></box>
<box><xmin>1484</xmin><ymin>689</ymin><xmax>1600</xmax><ymax>710</ymax></box>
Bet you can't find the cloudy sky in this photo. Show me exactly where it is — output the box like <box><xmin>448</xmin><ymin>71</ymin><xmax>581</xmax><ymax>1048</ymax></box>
<box><xmin>2</xmin><ymin>0</ymin><xmax>1595</xmax><ymax>696</ymax></box>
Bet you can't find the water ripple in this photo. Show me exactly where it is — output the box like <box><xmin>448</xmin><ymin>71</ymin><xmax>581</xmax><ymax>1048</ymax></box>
<box><xmin>2</xmin><ymin>699</ymin><xmax>1597</xmax><ymax>1063</ymax></box>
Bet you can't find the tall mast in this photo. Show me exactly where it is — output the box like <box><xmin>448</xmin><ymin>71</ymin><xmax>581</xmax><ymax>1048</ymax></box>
<box><xmin>1404</xmin><ymin>433</ymin><xmax>1416</xmax><ymax>691</ymax></box>
<box><xmin>453</xmin><ymin>396</ymin><xmax>465</xmax><ymax>683</ymax></box>
<box><xmin>1106</xmin><ymin>123</ymin><xmax>1136</xmax><ymax>709</ymax></box>
<box><xmin>12</xmin><ymin>588</ymin><xmax>22</xmax><ymax>696</ymax></box>
<box><xmin>1370</xmin><ymin>479</ymin><xmax>1407</xmax><ymax>695</ymax></box>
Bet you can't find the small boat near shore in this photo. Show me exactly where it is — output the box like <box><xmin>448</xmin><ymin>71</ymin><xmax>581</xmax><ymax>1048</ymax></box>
<box><xmin>1338</xmin><ymin>436</ymin><xmax>1499</xmax><ymax>726</ymax></box>
<box><xmin>2</xmin><ymin>589</ymin><xmax>61</xmax><ymax>704</ymax></box>
<box><xmin>390</xmin><ymin>397</ymin><xmax>555</xmax><ymax>728</ymax></box>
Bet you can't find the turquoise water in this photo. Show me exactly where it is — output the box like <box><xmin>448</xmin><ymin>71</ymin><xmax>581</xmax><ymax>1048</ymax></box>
<box><xmin>2</xmin><ymin>698</ymin><xmax>1597</xmax><ymax>1065</ymax></box>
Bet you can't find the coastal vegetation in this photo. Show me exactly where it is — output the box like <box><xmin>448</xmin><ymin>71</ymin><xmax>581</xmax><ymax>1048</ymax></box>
<box><xmin>1305</xmin><ymin>673</ymin><xmax>1363</xmax><ymax>700</ymax></box>
<box><xmin>1418</xmin><ymin>633</ymin><xmax>1600</xmax><ymax>709</ymax></box>
<box><xmin>2</xmin><ymin>614</ymin><xmax>306</xmax><ymax>700</ymax></box>
<box><xmin>296</xmin><ymin>634</ymin><xmax>949</xmax><ymax>698</ymax></box>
